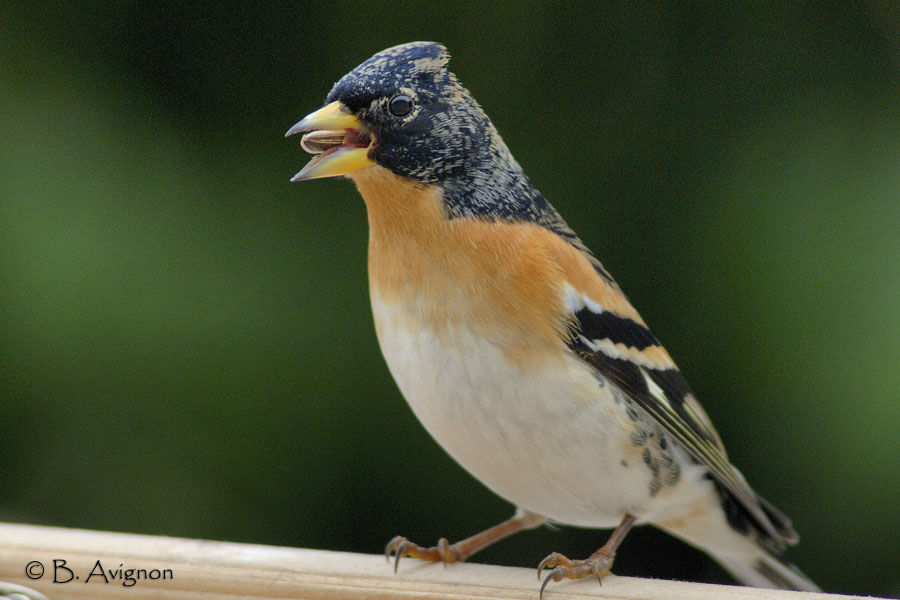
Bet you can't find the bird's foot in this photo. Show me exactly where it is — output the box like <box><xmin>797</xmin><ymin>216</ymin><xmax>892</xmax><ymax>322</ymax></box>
<box><xmin>384</xmin><ymin>511</ymin><xmax>546</xmax><ymax>575</ymax></box>
<box><xmin>385</xmin><ymin>535</ymin><xmax>466</xmax><ymax>572</ymax></box>
<box><xmin>537</xmin><ymin>550</ymin><xmax>614</xmax><ymax>598</ymax></box>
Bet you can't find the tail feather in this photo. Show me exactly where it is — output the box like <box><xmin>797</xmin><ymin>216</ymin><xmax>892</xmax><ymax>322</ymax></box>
<box><xmin>655</xmin><ymin>474</ymin><xmax>820</xmax><ymax>591</ymax></box>
<box><xmin>717</xmin><ymin>549</ymin><xmax>820</xmax><ymax>592</ymax></box>
<box><xmin>757</xmin><ymin>494</ymin><xmax>799</xmax><ymax>545</ymax></box>
<box><xmin>715</xmin><ymin>487</ymin><xmax>817</xmax><ymax>590</ymax></box>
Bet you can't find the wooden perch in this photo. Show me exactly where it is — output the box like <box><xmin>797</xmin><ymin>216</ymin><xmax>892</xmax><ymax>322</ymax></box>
<box><xmin>0</xmin><ymin>522</ymin><xmax>873</xmax><ymax>600</ymax></box>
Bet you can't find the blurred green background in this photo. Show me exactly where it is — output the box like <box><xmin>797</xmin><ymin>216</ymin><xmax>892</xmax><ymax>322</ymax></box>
<box><xmin>1</xmin><ymin>2</ymin><xmax>898</xmax><ymax>596</ymax></box>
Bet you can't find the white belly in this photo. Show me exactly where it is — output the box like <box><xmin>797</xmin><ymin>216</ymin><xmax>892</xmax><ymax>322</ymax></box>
<box><xmin>371</xmin><ymin>293</ymin><xmax>666</xmax><ymax>527</ymax></box>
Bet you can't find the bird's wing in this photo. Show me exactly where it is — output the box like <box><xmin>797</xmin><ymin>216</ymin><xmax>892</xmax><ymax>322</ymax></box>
<box><xmin>562</xmin><ymin>282</ymin><xmax>793</xmax><ymax>549</ymax></box>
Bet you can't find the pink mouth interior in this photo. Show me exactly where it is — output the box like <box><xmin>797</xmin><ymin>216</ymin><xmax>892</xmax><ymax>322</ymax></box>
<box><xmin>344</xmin><ymin>129</ymin><xmax>371</xmax><ymax>148</ymax></box>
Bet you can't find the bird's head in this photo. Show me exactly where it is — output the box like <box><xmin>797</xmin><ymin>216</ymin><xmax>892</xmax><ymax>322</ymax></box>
<box><xmin>288</xmin><ymin>41</ymin><xmax>577</xmax><ymax>235</ymax></box>
<box><xmin>286</xmin><ymin>43</ymin><xmax>600</xmax><ymax>291</ymax></box>
<box><xmin>287</xmin><ymin>41</ymin><xmax>513</xmax><ymax>185</ymax></box>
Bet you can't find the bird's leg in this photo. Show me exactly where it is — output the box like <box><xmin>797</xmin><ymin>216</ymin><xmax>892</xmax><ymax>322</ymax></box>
<box><xmin>386</xmin><ymin>509</ymin><xmax>546</xmax><ymax>572</ymax></box>
<box><xmin>537</xmin><ymin>513</ymin><xmax>636</xmax><ymax>597</ymax></box>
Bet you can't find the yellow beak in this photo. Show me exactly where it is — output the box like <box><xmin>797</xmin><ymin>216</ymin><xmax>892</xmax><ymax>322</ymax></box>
<box><xmin>285</xmin><ymin>101</ymin><xmax>374</xmax><ymax>181</ymax></box>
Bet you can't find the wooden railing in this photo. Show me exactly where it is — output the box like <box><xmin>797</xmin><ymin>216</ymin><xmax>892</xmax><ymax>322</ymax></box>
<box><xmin>0</xmin><ymin>522</ymin><xmax>871</xmax><ymax>600</ymax></box>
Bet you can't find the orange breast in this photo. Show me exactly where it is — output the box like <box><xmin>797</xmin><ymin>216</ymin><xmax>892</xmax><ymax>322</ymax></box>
<box><xmin>348</xmin><ymin>166</ymin><xmax>656</xmax><ymax>367</ymax></box>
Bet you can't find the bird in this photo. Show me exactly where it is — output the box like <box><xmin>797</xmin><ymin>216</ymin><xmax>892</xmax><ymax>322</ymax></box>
<box><xmin>285</xmin><ymin>41</ymin><xmax>819</xmax><ymax>595</ymax></box>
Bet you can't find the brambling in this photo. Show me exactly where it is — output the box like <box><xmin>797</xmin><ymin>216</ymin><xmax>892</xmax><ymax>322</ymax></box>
<box><xmin>286</xmin><ymin>41</ymin><xmax>819</xmax><ymax>594</ymax></box>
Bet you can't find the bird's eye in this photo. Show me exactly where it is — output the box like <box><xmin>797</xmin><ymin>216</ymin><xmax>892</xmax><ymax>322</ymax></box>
<box><xmin>388</xmin><ymin>94</ymin><xmax>414</xmax><ymax>117</ymax></box>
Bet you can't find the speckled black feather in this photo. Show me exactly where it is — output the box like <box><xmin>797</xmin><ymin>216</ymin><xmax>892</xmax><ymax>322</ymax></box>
<box><xmin>570</xmin><ymin>333</ymin><xmax>792</xmax><ymax>554</ymax></box>
<box><xmin>324</xmin><ymin>42</ymin><xmax>615</xmax><ymax>283</ymax></box>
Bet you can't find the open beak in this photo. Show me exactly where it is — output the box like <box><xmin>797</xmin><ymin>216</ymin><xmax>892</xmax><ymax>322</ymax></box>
<box><xmin>285</xmin><ymin>101</ymin><xmax>374</xmax><ymax>181</ymax></box>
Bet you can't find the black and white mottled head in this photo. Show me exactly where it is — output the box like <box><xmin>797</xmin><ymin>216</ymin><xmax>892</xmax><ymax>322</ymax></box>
<box><xmin>287</xmin><ymin>42</ymin><xmax>601</xmax><ymax>265</ymax></box>
<box><xmin>324</xmin><ymin>42</ymin><xmax>484</xmax><ymax>184</ymax></box>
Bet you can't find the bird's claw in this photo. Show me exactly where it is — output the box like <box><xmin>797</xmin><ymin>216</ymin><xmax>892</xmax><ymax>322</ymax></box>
<box><xmin>536</xmin><ymin>551</ymin><xmax>613</xmax><ymax>598</ymax></box>
<box><xmin>384</xmin><ymin>535</ymin><xmax>461</xmax><ymax>573</ymax></box>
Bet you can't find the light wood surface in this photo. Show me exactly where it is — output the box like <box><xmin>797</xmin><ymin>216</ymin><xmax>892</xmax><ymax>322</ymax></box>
<box><xmin>0</xmin><ymin>522</ymin><xmax>874</xmax><ymax>600</ymax></box>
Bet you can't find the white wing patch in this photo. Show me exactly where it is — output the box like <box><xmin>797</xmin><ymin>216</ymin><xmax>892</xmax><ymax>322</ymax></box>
<box><xmin>640</xmin><ymin>367</ymin><xmax>672</xmax><ymax>409</ymax></box>
<box><xmin>576</xmin><ymin>336</ymin><xmax>672</xmax><ymax>370</ymax></box>
<box><xmin>563</xmin><ymin>283</ymin><xmax>606</xmax><ymax>315</ymax></box>
<box><xmin>564</xmin><ymin>283</ymin><xmax>675</xmax><ymax>370</ymax></box>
